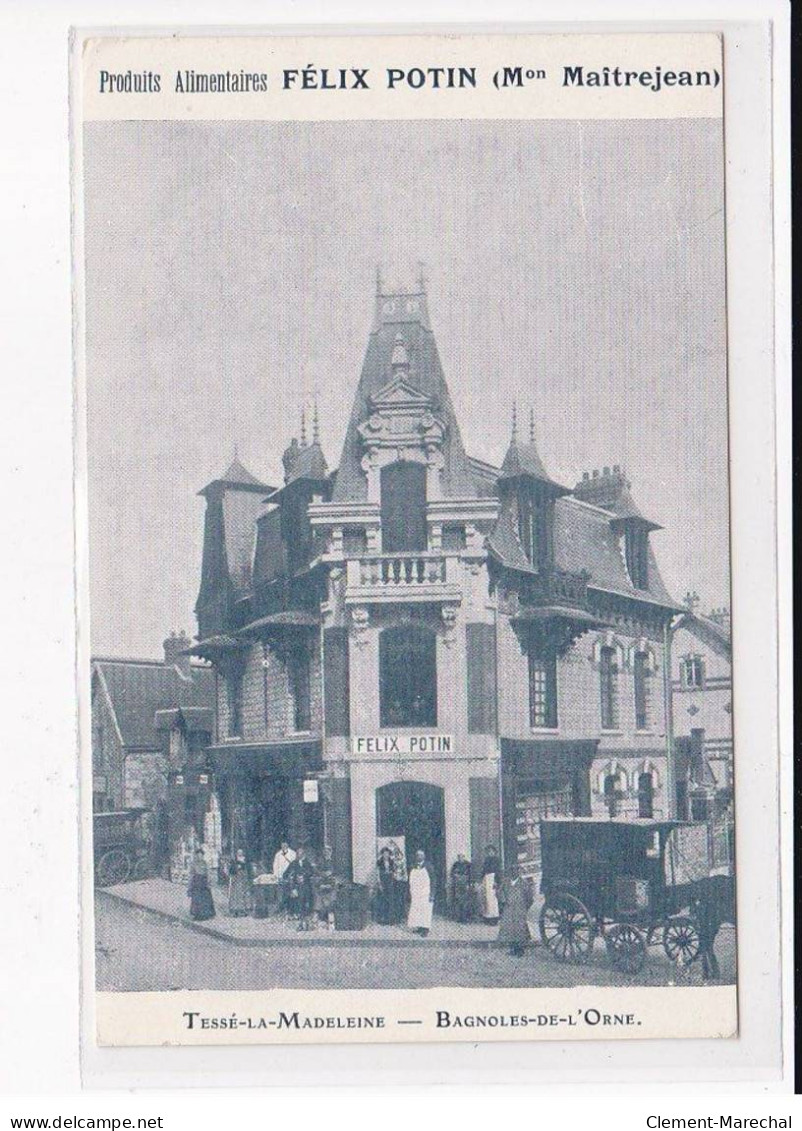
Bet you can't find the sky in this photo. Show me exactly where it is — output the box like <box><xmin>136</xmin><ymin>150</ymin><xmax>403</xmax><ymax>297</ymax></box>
<box><xmin>83</xmin><ymin>117</ymin><xmax>729</xmax><ymax>658</ymax></box>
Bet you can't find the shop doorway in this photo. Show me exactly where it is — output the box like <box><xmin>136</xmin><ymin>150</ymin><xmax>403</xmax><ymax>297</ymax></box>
<box><xmin>376</xmin><ymin>781</ymin><xmax>446</xmax><ymax>907</ymax></box>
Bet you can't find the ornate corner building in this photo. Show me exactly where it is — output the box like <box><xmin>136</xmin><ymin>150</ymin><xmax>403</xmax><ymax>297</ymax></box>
<box><xmin>187</xmin><ymin>280</ymin><xmax>685</xmax><ymax>901</ymax></box>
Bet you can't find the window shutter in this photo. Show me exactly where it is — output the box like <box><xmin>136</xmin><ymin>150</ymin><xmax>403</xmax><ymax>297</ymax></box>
<box><xmin>466</xmin><ymin>623</ymin><xmax>497</xmax><ymax>734</ymax></box>
<box><xmin>324</xmin><ymin>627</ymin><xmax>350</xmax><ymax>737</ymax></box>
<box><xmin>470</xmin><ymin>777</ymin><xmax>501</xmax><ymax>875</ymax></box>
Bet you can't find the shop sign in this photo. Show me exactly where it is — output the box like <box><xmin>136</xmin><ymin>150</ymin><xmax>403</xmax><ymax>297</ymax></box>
<box><xmin>352</xmin><ymin>734</ymin><xmax>454</xmax><ymax>755</ymax></box>
<box><xmin>303</xmin><ymin>778</ymin><xmax>319</xmax><ymax>803</ymax></box>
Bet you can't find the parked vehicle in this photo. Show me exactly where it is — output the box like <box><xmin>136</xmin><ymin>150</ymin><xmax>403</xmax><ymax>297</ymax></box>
<box><xmin>538</xmin><ymin>818</ymin><xmax>735</xmax><ymax>974</ymax></box>
<box><xmin>93</xmin><ymin>808</ymin><xmax>154</xmax><ymax>887</ymax></box>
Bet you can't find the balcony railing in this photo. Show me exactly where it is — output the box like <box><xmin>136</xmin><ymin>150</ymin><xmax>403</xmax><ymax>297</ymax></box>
<box><xmin>345</xmin><ymin>552</ymin><xmax>462</xmax><ymax>605</ymax></box>
<box><xmin>518</xmin><ymin>569</ymin><xmax>591</xmax><ymax>610</ymax></box>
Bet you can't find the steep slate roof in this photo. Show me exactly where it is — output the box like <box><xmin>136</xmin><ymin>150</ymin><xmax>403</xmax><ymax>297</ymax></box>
<box><xmin>674</xmin><ymin>611</ymin><xmax>732</xmax><ymax>658</ymax></box>
<box><xmin>485</xmin><ymin>466</ymin><xmax>678</xmax><ymax>609</ymax></box>
<box><xmin>499</xmin><ymin>438</ymin><xmax>558</xmax><ymax>485</ymax></box>
<box><xmin>93</xmin><ymin>658</ymin><xmax>215</xmax><ymax>750</ymax></box>
<box><xmin>553</xmin><ymin>496</ymin><xmax>676</xmax><ymax>608</ymax></box>
<box><xmin>219</xmin><ymin>456</ymin><xmax>269</xmax><ymax>489</ymax></box>
<box><xmin>332</xmin><ymin>285</ymin><xmax>478</xmax><ymax>501</ymax></box>
<box><xmin>197</xmin><ymin>457</ymin><xmax>277</xmax><ymax>603</ymax></box>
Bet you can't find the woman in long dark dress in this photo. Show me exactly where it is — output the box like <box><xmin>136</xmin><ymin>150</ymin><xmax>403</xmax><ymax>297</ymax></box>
<box><xmin>375</xmin><ymin>847</ymin><xmax>396</xmax><ymax>924</ymax></box>
<box><xmin>188</xmin><ymin>849</ymin><xmax>216</xmax><ymax>921</ymax></box>
<box><xmin>497</xmin><ymin>870</ymin><xmax>532</xmax><ymax>955</ymax></box>
<box><xmin>228</xmin><ymin>848</ymin><xmax>253</xmax><ymax>917</ymax></box>
<box><xmin>283</xmin><ymin>847</ymin><xmax>316</xmax><ymax>930</ymax></box>
<box><xmin>450</xmin><ymin>854</ymin><xmax>473</xmax><ymax>923</ymax></box>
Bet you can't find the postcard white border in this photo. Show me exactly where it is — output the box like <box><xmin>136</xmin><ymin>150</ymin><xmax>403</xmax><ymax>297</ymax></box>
<box><xmin>0</xmin><ymin>0</ymin><xmax>788</xmax><ymax>1097</ymax></box>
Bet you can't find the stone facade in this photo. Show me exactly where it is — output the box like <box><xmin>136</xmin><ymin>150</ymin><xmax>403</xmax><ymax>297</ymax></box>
<box><xmin>190</xmin><ymin>281</ymin><xmax>683</xmax><ymax>900</ymax></box>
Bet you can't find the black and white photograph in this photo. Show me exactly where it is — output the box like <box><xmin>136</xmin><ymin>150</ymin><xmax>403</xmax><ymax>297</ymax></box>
<box><xmin>83</xmin><ymin>103</ymin><xmax>737</xmax><ymax>1016</ymax></box>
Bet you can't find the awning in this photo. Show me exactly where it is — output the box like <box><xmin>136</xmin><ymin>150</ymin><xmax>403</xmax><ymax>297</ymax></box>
<box><xmin>209</xmin><ymin>738</ymin><xmax>323</xmax><ymax>777</ymax></box>
<box><xmin>238</xmin><ymin>610</ymin><xmax>320</xmax><ymax>634</ymax></box>
<box><xmin>500</xmin><ymin>738</ymin><xmax>599</xmax><ymax>778</ymax></box>
<box><xmin>182</xmin><ymin>634</ymin><xmax>240</xmax><ymax>658</ymax></box>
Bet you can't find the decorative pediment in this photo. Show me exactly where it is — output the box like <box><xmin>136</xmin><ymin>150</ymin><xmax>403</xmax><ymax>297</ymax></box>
<box><xmin>357</xmin><ymin>375</ymin><xmax>446</xmax><ymax>456</ymax></box>
<box><xmin>369</xmin><ymin>374</ymin><xmax>433</xmax><ymax>411</ymax></box>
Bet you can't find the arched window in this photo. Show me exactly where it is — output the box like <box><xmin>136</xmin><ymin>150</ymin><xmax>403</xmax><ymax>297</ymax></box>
<box><xmin>638</xmin><ymin>772</ymin><xmax>655</xmax><ymax>818</ymax></box>
<box><xmin>379</xmin><ymin>624</ymin><xmax>437</xmax><ymax>727</ymax></box>
<box><xmin>381</xmin><ymin>462</ymin><xmax>427</xmax><ymax>553</ymax></box>
<box><xmin>633</xmin><ymin>650</ymin><xmax>652</xmax><ymax>730</ymax></box>
<box><xmin>599</xmin><ymin>646</ymin><xmax>619</xmax><ymax>730</ymax></box>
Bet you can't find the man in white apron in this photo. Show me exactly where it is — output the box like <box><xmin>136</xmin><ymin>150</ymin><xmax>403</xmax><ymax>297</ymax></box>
<box><xmin>479</xmin><ymin>845</ymin><xmax>501</xmax><ymax>925</ymax></box>
<box><xmin>407</xmin><ymin>850</ymin><xmax>434</xmax><ymax>936</ymax></box>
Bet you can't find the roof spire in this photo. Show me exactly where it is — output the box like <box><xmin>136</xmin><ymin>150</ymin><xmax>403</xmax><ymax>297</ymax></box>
<box><xmin>417</xmin><ymin>260</ymin><xmax>426</xmax><ymax>293</ymax></box>
<box><xmin>498</xmin><ymin>396</ymin><xmax>568</xmax><ymax>494</ymax></box>
<box><xmin>375</xmin><ymin>264</ymin><xmax>382</xmax><ymax>295</ymax></box>
<box><xmin>300</xmin><ymin>406</ymin><xmax>308</xmax><ymax>449</ymax></box>
<box><xmin>312</xmin><ymin>397</ymin><xmax>320</xmax><ymax>445</ymax></box>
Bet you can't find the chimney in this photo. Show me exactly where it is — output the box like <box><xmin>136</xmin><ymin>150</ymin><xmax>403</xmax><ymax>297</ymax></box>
<box><xmin>164</xmin><ymin>630</ymin><xmax>192</xmax><ymax>678</ymax></box>
<box><xmin>708</xmin><ymin>606</ymin><xmax>731</xmax><ymax>633</ymax></box>
<box><xmin>573</xmin><ymin>465</ymin><xmax>628</xmax><ymax>509</ymax></box>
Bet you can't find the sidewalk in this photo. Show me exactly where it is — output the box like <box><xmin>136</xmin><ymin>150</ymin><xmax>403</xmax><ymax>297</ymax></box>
<box><xmin>103</xmin><ymin>877</ymin><xmax>505</xmax><ymax>947</ymax></box>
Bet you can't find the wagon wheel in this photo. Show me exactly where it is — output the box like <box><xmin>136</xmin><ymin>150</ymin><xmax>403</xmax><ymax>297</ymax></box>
<box><xmin>132</xmin><ymin>854</ymin><xmax>151</xmax><ymax>881</ymax></box>
<box><xmin>606</xmin><ymin>923</ymin><xmax>647</xmax><ymax>975</ymax></box>
<box><xmin>663</xmin><ymin>917</ymin><xmax>701</xmax><ymax>965</ymax></box>
<box><xmin>539</xmin><ymin>893</ymin><xmax>594</xmax><ymax>964</ymax></box>
<box><xmin>96</xmin><ymin>849</ymin><xmax>130</xmax><ymax>887</ymax></box>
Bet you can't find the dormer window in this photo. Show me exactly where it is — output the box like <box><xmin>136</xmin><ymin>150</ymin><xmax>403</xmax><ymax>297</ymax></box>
<box><xmin>518</xmin><ymin>484</ymin><xmax>552</xmax><ymax>572</ymax></box>
<box><xmin>624</xmin><ymin>524</ymin><xmax>649</xmax><ymax>590</ymax></box>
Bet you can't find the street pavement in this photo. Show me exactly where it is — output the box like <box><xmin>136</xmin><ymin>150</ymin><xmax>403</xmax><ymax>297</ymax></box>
<box><xmin>94</xmin><ymin>892</ymin><xmax>736</xmax><ymax>993</ymax></box>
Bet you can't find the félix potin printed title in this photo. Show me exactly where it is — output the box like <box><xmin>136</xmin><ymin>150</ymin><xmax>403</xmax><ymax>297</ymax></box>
<box><xmin>98</xmin><ymin>62</ymin><xmax>721</xmax><ymax>97</ymax></box>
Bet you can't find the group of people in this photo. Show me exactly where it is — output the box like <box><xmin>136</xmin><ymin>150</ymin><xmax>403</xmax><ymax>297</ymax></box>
<box><xmin>188</xmin><ymin>840</ymin><xmax>340</xmax><ymax>930</ymax></box>
<box><xmin>455</xmin><ymin>846</ymin><xmax>535</xmax><ymax>955</ymax></box>
<box><xmin>373</xmin><ymin>843</ymin><xmax>534</xmax><ymax>948</ymax></box>
<box><xmin>188</xmin><ymin>836</ymin><xmax>534</xmax><ymax>949</ymax></box>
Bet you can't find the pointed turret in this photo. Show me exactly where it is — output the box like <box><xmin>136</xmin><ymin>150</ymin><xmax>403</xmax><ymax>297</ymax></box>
<box><xmin>497</xmin><ymin>405</ymin><xmax>569</xmax><ymax>496</ymax></box>
<box><xmin>332</xmin><ymin>275</ymin><xmax>476</xmax><ymax>502</ymax></box>
<box><xmin>282</xmin><ymin>404</ymin><xmax>329</xmax><ymax>486</ymax></box>
<box><xmin>195</xmin><ymin>456</ymin><xmax>276</xmax><ymax>638</ymax></box>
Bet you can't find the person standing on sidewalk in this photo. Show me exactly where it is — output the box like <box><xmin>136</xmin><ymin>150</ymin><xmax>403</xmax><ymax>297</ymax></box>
<box><xmin>497</xmin><ymin>868</ymin><xmax>532</xmax><ymax>956</ymax></box>
<box><xmin>450</xmin><ymin>853</ymin><xmax>473</xmax><ymax>923</ymax></box>
<box><xmin>284</xmin><ymin>846</ymin><xmax>316</xmax><ymax>930</ymax></box>
<box><xmin>407</xmin><ymin>849</ymin><xmax>434</xmax><ymax>937</ymax></box>
<box><xmin>188</xmin><ymin>849</ymin><xmax>216</xmax><ymax>922</ymax></box>
<box><xmin>478</xmin><ymin>845</ymin><xmax>501</xmax><ymax>926</ymax></box>
<box><xmin>693</xmin><ymin>892</ymin><xmax>722</xmax><ymax>981</ymax></box>
<box><xmin>228</xmin><ymin>848</ymin><xmax>253</xmax><ymax>917</ymax></box>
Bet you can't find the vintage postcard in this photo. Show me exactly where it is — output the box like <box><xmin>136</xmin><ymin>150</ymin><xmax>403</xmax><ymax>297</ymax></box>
<box><xmin>73</xmin><ymin>29</ymin><xmax>738</xmax><ymax>1048</ymax></box>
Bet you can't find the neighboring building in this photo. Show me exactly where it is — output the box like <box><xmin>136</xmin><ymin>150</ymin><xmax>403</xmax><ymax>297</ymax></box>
<box><xmin>90</xmin><ymin>632</ymin><xmax>215</xmax><ymax>813</ymax></box>
<box><xmin>189</xmin><ymin>279</ymin><xmax>683</xmax><ymax>901</ymax></box>
<box><xmin>670</xmin><ymin>602</ymin><xmax>733</xmax><ymax>820</ymax></box>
